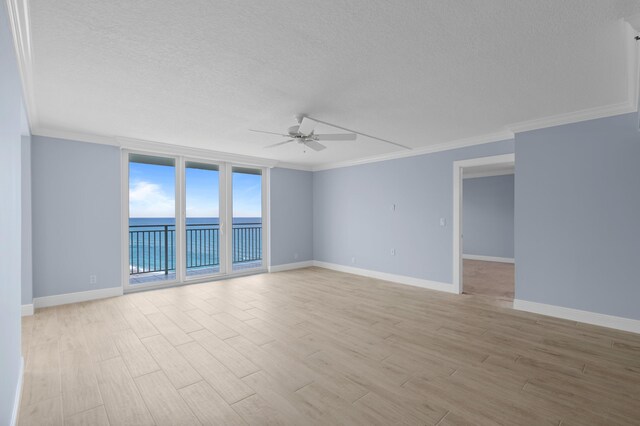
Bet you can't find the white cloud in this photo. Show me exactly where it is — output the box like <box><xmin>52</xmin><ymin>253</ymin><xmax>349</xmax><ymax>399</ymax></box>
<box><xmin>129</xmin><ymin>179</ymin><xmax>259</xmax><ymax>218</ymax></box>
<box><xmin>129</xmin><ymin>180</ymin><xmax>175</xmax><ymax>217</ymax></box>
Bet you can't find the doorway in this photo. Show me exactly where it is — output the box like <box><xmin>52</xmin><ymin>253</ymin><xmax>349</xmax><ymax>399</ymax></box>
<box><xmin>453</xmin><ymin>154</ymin><xmax>515</xmax><ymax>305</ymax></box>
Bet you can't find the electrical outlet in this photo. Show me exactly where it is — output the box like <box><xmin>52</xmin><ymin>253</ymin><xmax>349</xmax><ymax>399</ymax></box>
<box><xmin>89</xmin><ymin>275</ymin><xmax>97</xmax><ymax>284</ymax></box>
<box><xmin>440</xmin><ymin>218</ymin><xmax>447</xmax><ymax>227</ymax></box>
<box><xmin>391</xmin><ymin>248</ymin><xmax>396</xmax><ymax>256</ymax></box>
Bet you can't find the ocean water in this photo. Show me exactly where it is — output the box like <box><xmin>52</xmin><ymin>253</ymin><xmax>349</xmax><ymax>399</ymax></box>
<box><xmin>129</xmin><ymin>217</ymin><xmax>262</xmax><ymax>274</ymax></box>
<box><xmin>129</xmin><ymin>217</ymin><xmax>261</xmax><ymax>227</ymax></box>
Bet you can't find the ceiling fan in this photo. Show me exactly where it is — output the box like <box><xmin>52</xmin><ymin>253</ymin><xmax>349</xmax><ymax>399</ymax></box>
<box><xmin>249</xmin><ymin>114</ymin><xmax>411</xmax><ymax>152</ymax></box>
<box><xmin>250</xmin><ymin>115</ymin><xmax>356</xmax><ymax>151</ymax></box>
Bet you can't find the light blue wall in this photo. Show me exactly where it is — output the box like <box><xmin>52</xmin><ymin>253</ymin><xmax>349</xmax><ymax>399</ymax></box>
<box><xmin>313</xmin><ymin>140</ymin><xmax>514</xmax><ymax>284</ymax></box>
<box><xmin>0</xmin><ymin>2</ymin><xmax>25</xmax><ymax>424</ymax></box>
<box><xmin>270</xmin><ymin>167</ymin><xmax>313</xmax><ymax>265</ymax></box>
<box><xmin>29</xmin><ymin>144</ymin><xmax>312</xmax><ymax>295</ymax></box>
<box><xmin>463</xmin><ymin>174</ymin><xmax>514</xmax><ymax>259</ymax></box>
<box><xmin>22</xmin><ymin>135</ymin><xmax>33</xmax><ymax>305</ymax></box>
<box><xmin>515</xmin><ymin>112</ymin><xmax>640</xmax><ymax>320</ymax></box>
<box><xmin>32</xmin><ymin>136</ymin><xmax>121</xmax><ymax>297</ymax></box>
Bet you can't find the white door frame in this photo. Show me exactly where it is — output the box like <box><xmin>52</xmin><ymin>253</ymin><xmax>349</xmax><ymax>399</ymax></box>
<box><xmin>227</xmin><ymin>165</ymin><xmax>270</xmax><ymax>273</ymax></box>
<box><xmin>452</xmin><ymin>153</ymin><xmax>515</xmax><ymax>294</ymax></box>
<box><xmin>224</xmin><ymin>165</ymin><xmax>233</xmax><ymax>274</ymax></box>
<box><xmin>182</xmin><ymin>157</ymin><xmax>227</xmax><ymax>282</ymax></box>
<box><xmin>121</xmin><ymin>150</ymin><xmax>182</xmax><ymax>292</ymax></box>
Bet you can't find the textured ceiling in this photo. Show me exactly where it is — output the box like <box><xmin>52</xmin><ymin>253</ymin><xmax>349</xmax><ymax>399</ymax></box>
<box><xmin>28</xmin><ymin>0</ymin><xmax>640</xmax><ymax>166</ymax></box>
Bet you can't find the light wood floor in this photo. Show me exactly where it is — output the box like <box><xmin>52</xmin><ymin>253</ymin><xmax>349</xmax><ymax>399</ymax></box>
<box><xmin>19</xmin><ymin>267</ymin><xmax>640</xmax><ymax>425</ymax></box>
<box><xmin>463</xmin><ymin>259</ymin><xmax>515</xmax><ymax>304</ymax></box>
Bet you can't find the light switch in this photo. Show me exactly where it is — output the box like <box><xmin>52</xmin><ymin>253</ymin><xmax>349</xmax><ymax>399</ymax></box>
<box><xmin>440</xmin><ymin>218</ymin><xmax>446</xmax><ymax>227</ymax></box>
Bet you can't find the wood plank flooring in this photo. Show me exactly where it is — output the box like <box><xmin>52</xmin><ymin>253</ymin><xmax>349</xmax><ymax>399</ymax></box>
<box><xmin>18</xmin><ymin>267</ymin><xmax>640</xmax><ymax>425</ymax></box>
<box><xmin>463</xmin><ymin>259</ymin><xmax>515</xmax><ymax>303</ymax></box>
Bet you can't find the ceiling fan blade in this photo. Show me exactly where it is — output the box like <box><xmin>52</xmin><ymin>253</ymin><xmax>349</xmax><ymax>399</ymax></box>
<box><xmin>297</xmin><ymin>117</ymin><xmax>316</xmax><ymax>136</ymax></box>
<box><xmin>307</xmin><ymin>115</ymin><xmax>411</xmax><ymax>150</ymax></box>
<box><xmin>264</xmin><ymin>139</ymin><xmax>294</xmax><ymax>149</ymax></box>
<box><xmin>249</xmin><ymin>129</ymin><xmax>290</xmax><ymax>137</ymax></box>
<box><xmin>314</xmin><ymin>133</ymin><xmax>357</xmax><ymax>141</ymax></box>
<box><xmin>304</xmin><ymin>140</ymin><xmax>326</xmax><ymax>151</ymax></box>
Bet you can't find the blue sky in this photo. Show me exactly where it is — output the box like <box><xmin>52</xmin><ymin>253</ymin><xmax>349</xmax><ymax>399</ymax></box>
<box><xmin>129</xmin><ymin>162</ymin><xmax>261</xmax><ymax>218</ymax></box>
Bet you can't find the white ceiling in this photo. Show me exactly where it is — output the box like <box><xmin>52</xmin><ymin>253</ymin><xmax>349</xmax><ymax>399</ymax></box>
<box><xmin>23</xmin><ymin>0</ymin><xmax>640</xmax><ymax>167</ymax></box>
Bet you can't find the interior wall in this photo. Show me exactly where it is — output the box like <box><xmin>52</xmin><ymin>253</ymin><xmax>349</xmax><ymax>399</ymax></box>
<box><xmin>270</xmin><ymin>167</ymin><xmax>313</xmax><ymax>266</ymax></box>
<box><xmin>31</xmin><ymin>136</ymin><xmax>121</xmax><ymax>298</ymax></box>
<box><xmin>463</xmin><ymin>174</ymin><xmax>514</xmax><ymax>259</ymax></box>
<box><xmin>313</xmin><ymin>140</ymin><xmax>515</xmax><ymax>285</ymax></box>
<box><xmin>23</xmin><ymin>114</ymin><xmax>640</xmax><ymax>326</ymax></box>
<box><xmin>28</xmin><ymin>137</ymin><xmax>312</xmax><ymax>295</ymax></box>
<box><xmin>22</xmin><ymin>135</ymin><xmax>33</xmax><ymax>305</ymax></box>
<box><xmin>515</xmin><ymin>112</ymin><xmax>640</xmax><ymax>320</ymax></box>
<box><xmin>0</xmin><ymin>2</ymin><xmax>25</xmax><ymax>423</ymax></box>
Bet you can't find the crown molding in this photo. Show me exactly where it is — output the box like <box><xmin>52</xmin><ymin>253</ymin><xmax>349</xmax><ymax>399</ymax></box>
<box><xmin>34</xmin><ymin>127</ymin><xmax>117</xmax><ymax>146</ymax></box>
<box><xmin>273</xmin><ymin>162</ymin><xmax>314</xmax><ymax>171</ymax></box>
<box><xmin>507</xmin><ymin>100</ymin><xmax>636</xmax><ymax>134</ymax></box>
<box><xmin>25</xmin><ymin>66</ymin><xmax>640</xmax><ymax>176</ymax></box>
<box><xmin>6</xmin><ymin>0</ymin><xmax>38</xmax><ymax>129</ymax></box>
<box><xmin>34</xmin><ymin>127</ymin><xmax>315</xmax><ymax>170</ymax></box>
<box><xmin>509</xmin><ymin>20</ymin><xmax>639</xmax><ymax>134</ymax></box>
<box><xmin>117</xmin><ymin>136</ymin><xmax>279</xmax><ymax>168</ymax></box>
<box><xmin>311</xmin><ymin>130</ymin><xmax>515</xmax><ymax>172</ymax></box>
<box><xmin>311</xmin><ymin>93</ymin><xmax>637</xmax><ymax>172</ymax></box>
<box><xmin>33</xmin><ymin>127</ymin><xmax>281</xmax><ymax>168</ymax></box>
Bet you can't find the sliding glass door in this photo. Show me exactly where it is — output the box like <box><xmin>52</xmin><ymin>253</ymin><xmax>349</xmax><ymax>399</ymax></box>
<box><xmin>124</xmin><ymin>152</ymin><xmax>266</xmax><ymax>290</ymax></box>
<box><xmin>128</xmin><ymin>154</ymin><xmax>177</xmax><ymax>286</ymax></box>
<box><xmin>231</xmin><ymin>167</ymin><xmax>264</xmax><ymax>272</ymax></box>
<box><xmin>185</xmin><ymin>161</ymin><xmax>223</xmax><ymax>278</ymax></box>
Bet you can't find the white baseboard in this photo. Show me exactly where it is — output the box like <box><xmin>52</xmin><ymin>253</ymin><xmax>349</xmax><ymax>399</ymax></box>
<box><xmin>312</xmin><ymin>261</ymin><xmax>458</xmax><ymax>294</ymax></box>
<box><xmin>33</xmin><ymin>286</ymin><xmax>123</xmax><ymax>309</ymax></box>
<box><xmin>513</xmin><ymin>299</ymin><xmax>640</xmax><ymax>334</ymax></box>
<box><xmin>11</xmin><ymin>357</ymin><xmax>24</xmax><ymax>426</ymax></box>
<box><xmin>268</xmin><ymin>260</ymin><xmax>314</xmax><ymax>273</ymax></box>
<box><xmin>21</xmin><ymin>304</ymin><xmax>34</xmax><ymax>316</ymax></box>
<box><xmin>463</xmin><ymin>254</ymin><xmax>515</xmax><ymax>264</ymax></box>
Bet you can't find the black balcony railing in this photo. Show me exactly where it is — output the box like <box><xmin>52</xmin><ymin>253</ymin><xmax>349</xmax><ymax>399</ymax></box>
<box><xmin>129</xmin><ymin>223</ymin><xmax>261</xmax><ymax>275</ymax></box>
<box><xmin>232</xmin><ymin>224</ymin><xmax>262</xmax><ymax>265</ymax></box>
<box><xmin>129</xmin><ymin>225</ymin><xmax>175</xmax><ymax>275</ymax></box>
